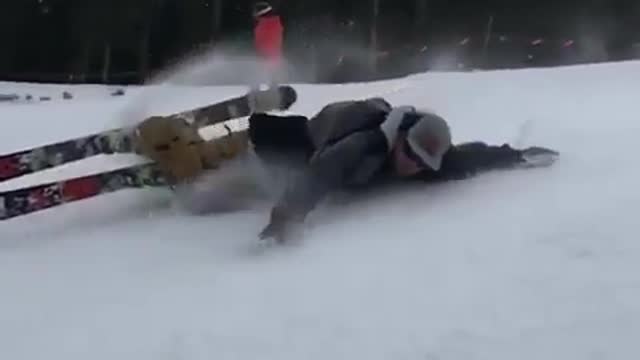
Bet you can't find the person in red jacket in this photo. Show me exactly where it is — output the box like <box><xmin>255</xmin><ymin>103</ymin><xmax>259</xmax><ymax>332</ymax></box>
<box><xmin>253</xmin><ymin>2</ymin><xmax>284</xmax><ymax>74</ymax></box>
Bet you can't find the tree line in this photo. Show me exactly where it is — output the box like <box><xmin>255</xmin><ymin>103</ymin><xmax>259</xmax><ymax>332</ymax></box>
<box><xmin>0</xmin><ymin>0</ymin><xmax>638</xmax><ymax>84</ymax></box>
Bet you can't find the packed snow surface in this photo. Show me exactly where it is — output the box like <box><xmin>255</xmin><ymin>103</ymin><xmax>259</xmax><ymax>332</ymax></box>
<box><xmin>1</xmin><ymin>61</ymin><xmax>640</xmax><ymax>360</ymax></box>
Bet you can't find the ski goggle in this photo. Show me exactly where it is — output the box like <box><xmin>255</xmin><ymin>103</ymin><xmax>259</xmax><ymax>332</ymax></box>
<box><xmin>403</xmin><ymin>133</ymin><xmax>444</xmax><ymax>171</ymax></box>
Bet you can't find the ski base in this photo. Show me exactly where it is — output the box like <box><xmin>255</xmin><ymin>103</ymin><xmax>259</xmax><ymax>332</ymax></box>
<box><xmin>0</xmin><ymin>163</ymin><xmax>167</xmax><ymax>221</ymax></box>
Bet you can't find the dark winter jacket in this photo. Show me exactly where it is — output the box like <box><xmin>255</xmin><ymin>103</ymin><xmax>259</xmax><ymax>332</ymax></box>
<box><xmin>249</xmin><ymin>98</ymin><xmax>524</xmax><ymax>227</ymax></box>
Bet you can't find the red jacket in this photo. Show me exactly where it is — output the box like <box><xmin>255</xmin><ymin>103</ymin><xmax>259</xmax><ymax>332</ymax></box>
<box><xmin>254</xmin><ymin>15</ymin><xmax>283</xmax><ymax>63</ymax></box>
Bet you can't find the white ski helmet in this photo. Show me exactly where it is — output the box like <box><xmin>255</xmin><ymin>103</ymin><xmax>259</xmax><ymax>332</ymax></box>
<box><xmin>405</xmin><ymin>110</ymin><xmax>452</xmax><ymax>171</ymax></box>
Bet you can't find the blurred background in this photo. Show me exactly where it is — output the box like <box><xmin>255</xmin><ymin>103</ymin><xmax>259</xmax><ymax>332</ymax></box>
<box><xmin>1</xmin><ymin>0</ymin><xmax>638</xmax><ymax>84</ymax></box>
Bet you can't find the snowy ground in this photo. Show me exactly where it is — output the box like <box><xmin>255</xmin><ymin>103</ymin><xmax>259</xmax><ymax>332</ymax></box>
<box><xmin>1</xmin><ymin>61</ymin><xmax>640</xmax><ymax>360</ymax></box>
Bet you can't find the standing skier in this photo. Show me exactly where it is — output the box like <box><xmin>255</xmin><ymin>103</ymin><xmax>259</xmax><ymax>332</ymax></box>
<box><xmin>246</xmin><ymin>98</ymin><xmax>558</xmax><ymax>242</ymax></box>
<box><xmin>253</xmin><ymin>1</ymin><xmax>284</xmax><ymax>77</ymax></box>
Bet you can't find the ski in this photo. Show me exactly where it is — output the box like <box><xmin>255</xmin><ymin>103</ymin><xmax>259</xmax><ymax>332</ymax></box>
<box><xmin>0</xmin><ymin>85</ymin><xmax>297</xmax><ymax>183</ymax></box>
<box><xmin>0</xmin><ymin>128</ymin><xmax>135</xmax><ymax>183</ymax></box>
<box><xmin>0</xmin><ymin>163</ymin><xmax>168</xmax><ymax>221</ymax></box>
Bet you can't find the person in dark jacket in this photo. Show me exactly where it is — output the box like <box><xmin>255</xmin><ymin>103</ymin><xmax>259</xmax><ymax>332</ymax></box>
<box><xmin>247</xmin><ymin>98</ymin><xmax>558</xmax><ymax>242</ymax></box>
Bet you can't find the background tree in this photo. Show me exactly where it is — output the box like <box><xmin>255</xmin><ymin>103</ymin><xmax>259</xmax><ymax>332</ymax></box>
<box><xmin>0</xmin><ymin>0</ymin><xmax>636</xmax><ymax>84</ymax></box>
<box><xmin>0</xmin><ymin>1</ymin><xmax>30</xmax><ymax>76</ymax></box>
<box><xmin>415</xmin><ymin>0</ymin><xmax>429</xmax><ymax>33</ymax></box>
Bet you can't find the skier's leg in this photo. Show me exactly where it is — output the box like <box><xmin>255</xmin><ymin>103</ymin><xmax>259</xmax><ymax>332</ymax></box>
<box><xmin>247</xmin><ymin>113</ymin><xmax>316</xmax><ymax>199</ymax></box>
<box><xmin>136</xmin><ymin>116</ymin><xmax>207</xmax><ymax>182</ymax></box>
<box><xmin>248</xmin><ymin>113</ymin><xmax>315</xmax><ymax>166</ymax></box>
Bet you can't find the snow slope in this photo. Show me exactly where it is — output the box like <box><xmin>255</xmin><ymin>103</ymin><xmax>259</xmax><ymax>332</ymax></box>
<box><xmin>2</xmin><ymin>61</ymin><xmax>640</xmax><ymax>360</ymax></box>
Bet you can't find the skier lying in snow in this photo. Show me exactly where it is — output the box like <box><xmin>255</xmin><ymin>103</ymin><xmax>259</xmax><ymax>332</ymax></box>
<box><xmin>245</xmin><ymin>98</ymin><xmax>558</xmax><ymax>242</ymax></box>
<box><xmin>136</xmin><ymin>95</ymin><xmax>557</xmax><ymax>243</ymax></box>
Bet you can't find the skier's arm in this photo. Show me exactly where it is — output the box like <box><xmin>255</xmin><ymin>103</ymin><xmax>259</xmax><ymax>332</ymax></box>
<box><xmin>261</xmin><ymin>129</ymin><xmax>387</xmax><ymax>241</ymax></box>
<box><xmin>430</xmin><ymin>142</ymin><xmax>524</xmax><ymax>181</ymax></box>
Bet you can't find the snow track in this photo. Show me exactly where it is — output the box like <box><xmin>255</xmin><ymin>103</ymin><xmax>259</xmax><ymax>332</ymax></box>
<box><xmin>1</xmin><ymin>61</ymin><xmax>640</xmax><ymax>360</ymax></box>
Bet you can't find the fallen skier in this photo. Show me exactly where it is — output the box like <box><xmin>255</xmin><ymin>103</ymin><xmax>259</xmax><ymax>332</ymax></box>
<box><xmin>245</xmin><ymin>98</ymin><xmax>558</xmax><ymax>242</ymax></box>
<box><xmin>133</xmin><ymin>96</ymin><xmax>558</xmax><ymax>243</ymax></box>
